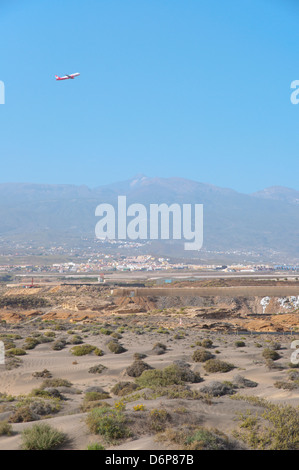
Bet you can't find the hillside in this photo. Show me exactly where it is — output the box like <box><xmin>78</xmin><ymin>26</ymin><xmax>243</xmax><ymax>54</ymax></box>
<box><xmin>0</xmin><ymin>176</ymin><xmax>298</xmax><ymax>262</ymax></box>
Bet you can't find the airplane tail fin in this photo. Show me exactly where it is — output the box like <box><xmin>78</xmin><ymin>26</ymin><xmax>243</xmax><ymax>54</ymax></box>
<box><xmin>55</xmin><ymin>75</ymin><xmax>60</xmax><ymax>80</ymax></box>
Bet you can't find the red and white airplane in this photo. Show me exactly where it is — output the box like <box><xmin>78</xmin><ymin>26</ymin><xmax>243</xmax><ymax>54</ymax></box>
<box><xmin>55</xmin><ymin>73</ymin><xmax>80</xmax><ymax>81</ymax></box>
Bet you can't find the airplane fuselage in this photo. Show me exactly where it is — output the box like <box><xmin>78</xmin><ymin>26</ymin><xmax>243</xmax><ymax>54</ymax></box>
<box><xmin>55</xmin><ymin>73</ymin><xmax>80</xmax><ymax>81</ymax></box>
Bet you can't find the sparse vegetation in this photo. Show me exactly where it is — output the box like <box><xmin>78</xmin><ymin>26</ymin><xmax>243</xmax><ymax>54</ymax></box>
<box><xmin>192</xmin><ymin>348</ymin><xmax>214</xmax><ymax>362</ymax></box>
<box><xmin>232</xmin><ymin>395</ymin><xmax>299</xmax><ymax>450</ymax></box>
<box><xmin>71</xmin><ymin>344</ymin><xmax>103</xmax><ymax>356</ymax></box>
<box><xmin>21</xmin><ymin>423</ymin><xmax>66</xmax><ymax>450</ymax></box>
<box><xmin>86</xmin><ymin>406</ymin><xmax>130</xmax><ymax>443</ymax></box>
<box><xmin>203</xmin><ymin>359</ymin><xmax>235</xmax><ymax>373</ymax></box>
<box><xmin>107</xmin><ymin>341</ymin><xmax>126</xmax><ymax>354</ymax></box>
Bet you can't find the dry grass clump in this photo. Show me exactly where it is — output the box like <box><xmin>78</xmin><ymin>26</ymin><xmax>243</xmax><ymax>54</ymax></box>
<box><xmin>0</xmin><ymin>420</ymin><xmax>12</xmax><ymax>436</ymax></box>
<box><xmin>21</xmin><ymin>423</ymin><xmax>66</xmax><ymax>450</ymax></box>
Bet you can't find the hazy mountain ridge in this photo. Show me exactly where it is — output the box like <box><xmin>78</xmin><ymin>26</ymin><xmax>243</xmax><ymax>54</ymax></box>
<box><xmin>0</xmin><ymin>176</ymin><xmax>298</xmax><ymax>260</ymax></box>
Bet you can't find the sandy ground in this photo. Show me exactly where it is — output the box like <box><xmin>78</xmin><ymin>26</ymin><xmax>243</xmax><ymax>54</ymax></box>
<box><xmin>0</xmin><ymin>311</ymin><xmax>298</xmax><ymax>450</ymax></box>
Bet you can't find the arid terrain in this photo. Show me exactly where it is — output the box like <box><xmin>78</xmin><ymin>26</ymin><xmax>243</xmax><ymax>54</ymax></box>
<box><xmin>0</xmin><ymin>280</ymin><xmax>298</xmax><ymax>450</ymax></box>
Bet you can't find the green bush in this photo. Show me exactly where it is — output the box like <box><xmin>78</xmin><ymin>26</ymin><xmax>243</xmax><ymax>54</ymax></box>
<box><xmin>235</xmin><ymin>341</ymin><xmax>246</xmax><ymax>348</ymax></box>
<box><xmin>262</xmin><ymin>348</ymin><xmax>281</xmax><ymax>361</ymax></box>
<box><xmin>6</xmin><ymin>348</ymin><xmax>26</xmax><ymax>357</ymax></box>
<box><xmin>86</xmin><ymin>443</ymin><xmax>105</xmax><ymax>450</ymax></box>
<box><xmin>71</xmin><ymin>344</ymin><xmax>103</xmax><ymax>356</ymax></box>
<box><xmin>192</xmin><ymin>348</ymin><xmax>214</xmax><ymax>362</ymax></box>
<box><xmin>69</xmin><ymin>335</ymin><xmax>83</xmax><ymax>345</ymax></box>
<box><xmin>107</xmin><ymin>341</ymin><xmax>126</xmax><ymax>354</ymax></box>
<box><xmin>233</xmin><ymin>395</ymin><xmax>299</xmax><ymax>450</ymax></box>
<box><xmin>40</xmin><ymin>378</ymin><xmax>72</xmax><ymax>389</ymax></box>
<box><xmin>203</xmin><ymin>359</ymin><xmax>235</xmax><ymax>373</ymax></box>
<box><xmin>110</xmin><ymin>382</ymin><xmax>138</xmax><ymax>396</ymax></box>
<box><xmin>136</xmin><ymin>364</ymin><xmax>189</xmax><ymax>389</ymax></box>
<box><xmin>24</xmin><ymin>337</ymin><xmax>40</xmax><ymax>350</ymax></box>
<box><xmin>86</xmin><ymin>406</ymin><xmax>130</xmax><ymax>442</ymax></box>
<box><xmin>0</xmin><ymin>420</ymin><xmax>12</xmax><ymax>436</ymax></box>
<box><xmin>21</xmin><ymin>423</ymin><xmax>66</xmax><ymax>450</ymax></box>
<box><xmin>84</xmin><ymin>391</ymin><xmax>110</xmax><ymax>402</ymax></box>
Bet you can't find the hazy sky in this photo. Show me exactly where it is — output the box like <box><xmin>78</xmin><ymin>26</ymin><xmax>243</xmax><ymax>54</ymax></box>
<box><xmin>1</xmin><ymin>0</ymin><xmax>299</xmax><ymax>193</ymax></box>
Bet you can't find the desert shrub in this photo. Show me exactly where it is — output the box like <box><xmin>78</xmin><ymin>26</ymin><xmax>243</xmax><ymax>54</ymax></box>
<box><xmin>233</xmin><ymin>395</ymin><xmax>299</xmax><ymax>450</ymax></box>
<box><xmin>133</xmin><ymin>404</ymin><xmax>145</xmax><ymax>412</ymax></box>
<box><xmin>235</xmin><ymin>341</ymin><xmax>246</xmax><ymax>348</ymax></box>
<box><xmin>200</xmin><ymin>381</ymin><xmax>236</xmax><ymax>397</ymax></box>
<box><xmin>192</xmin><ymin>348</ymin><xmax>214</xmax><ymax>363</ymax></box>
<box><xmin>196</xmin><ymin>338</ymin><xmax>213</xmax><ymax>349</ymax></box>
<box><xmin>44</xmin><ymin>331</ymin><xmax>56</xmax><ymax>338</ymax></box>
<box><xmin>269</xmin><ymin>341</ymin><xmax>281</xmax><ymax>351</ymax></box>
<box><xmin>262</xmin><ymin>348</ymin><xmax>281</xmax><ymax>361</ymax></box>
<box><xmin>21</xmin><ymin>423</ymin><xmax>66</xmax><ymax>450</ymax></box>
<box><xmin>0</xmin><ymin>420</ymin><xmax>12</xmax><ymax>436</ymax></box>
<box><xmin>136</xmin><ymin>364</ymin><xmax>193</xmax><ymax>389</ymax></box>
<box><xmin>69</xmin><ymin>335</ymin><xmax>83</xmax><ymax>345</ymax></box>
<box><xmin>172</xmin><ymin>360</ymin><xmax>201</xmax><ymax>383</ymax></box>
<box><xmin>51</xmin><ymin>339</ymin><xmax>67</xmax><ymax>351</ymax></box>
<box><xmin>149</xmin><ymin>408</ymin><xmax>169</xmax><ymax>432</ymax></box>
<box><xmin>9</xmin><ymin>405</ymin><xmax>37</xmax><ymax>423</ymax></box>
<box><xmin>159</xmin><ymin>385</ymin><xmax>205</xmax><ymax>400</ymax></box>
<box><xmin>86</xmin><ymin>406</ymin><xmax>130</xmax><ymax>442</ymax></box>
<box><xmin>88</xmin><ymin>364</ymin><xmax>107</xmax><ymax>374</ymax></box>
<box><xmin>86</xmin><ymin>443</ymin><xmax>105</xmax><ymax>450</ymax></box>
<box><xmin>107</xmin><ymin>341</ymin><xmax>126</xmax><ymax>354</ymax></box>
<box><xmin>40</xmin><ymin>378</ymin><xmax>72</xmax><ymax>389</ymax></box>
<box><xmin>100</xmin><ymin>328</ymin><xmax>112</xmax><ymax>336</ymax></box>
<box><xmin>151</xmin><ymin>342</ymin><xmax>167</xmax><ymax>355</ymax></box>
<box><xmin>203</xmin><ymin>359</ymin><xmax>235</xmax><ymax>373</ymax></box>
<box><xmin>71</xmin><ymin>344</ymin><xmax>103</xmax><ymax>356</ymax></box>
<box><xmin>133</xmin><ymin>352</ymin><xmax>147</xmax><ymax>360</ymax></box>
<box><xmin>0</xmin><ymin>393</ymin><xmax>15</xmax><ymax>402</ymax></box>
<box><xmin>265</xmin><ymin>359</ymin><xmax>284</xmax><ymax>370</ymax></box>
<box><xmin>110</xmin><ymin>382</ymin><xmax>138</xmax><ymax>396</ymax></box>
<box><xmin>6</xmin><ymin>348</ymin><xmax>26</xmax><ymax>357</ymax></box>
<box><xmin>28</xmin><ymin>400</ymin><xmax>60</xmax><ymax>416</ymax></box>
<box><xmin>0</xmin><ymin>296</ymin><xmax>50</xmax><ymax>309</ymax></box>
<box><xmin>32</xmin><ymin>369</ymin><xmax>52</xmax><ymax>379</ymax></box>
<box><xmin>233</xmin><ymin>375</ymin><xmax>258</xmax><ymax>388</ymax></box>
<box><xmin>126</xmin><ymin>360</ymin><xmax>153</xmax><ymax>377</ymax></box>
<box><xmin>274</xmin><ymin>381</ymin><xmax>297</xmax><ymax>391</ymax></box>
<box><xmin>24</xmin><ymin>337</ymin><xmax>40</xmax><ymax>350</ymax></box>
<box><xmin>110</xmin><ymin>332</ymin><xmax>122</xmax><ymax>339</ymax></box>
<box><xmin>162</xmin><ymin>426</ymin><xmax>234</xmax><ymax>450</ymax></box>
<box><xmin>84</xmin><ymin>391</ymin><xmax>110</xmax><ymax>402</ymax></box>
<box><xmin>288</xmin><ymin>370</ymin><xmax>299</xmax><ymax>382</ymax></box>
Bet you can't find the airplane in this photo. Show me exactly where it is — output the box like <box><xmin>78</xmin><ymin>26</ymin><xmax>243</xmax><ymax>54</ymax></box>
<box><xmin>55</xmin><ymin>73</ymin><xmax>80</xmax><ymax>81</ymax></box>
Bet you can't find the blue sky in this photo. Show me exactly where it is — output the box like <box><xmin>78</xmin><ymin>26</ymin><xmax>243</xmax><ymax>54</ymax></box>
<box><xmin>1</xmin><ymin>0</ymin><xmax>299</xmax><ymax>193</ymax></box>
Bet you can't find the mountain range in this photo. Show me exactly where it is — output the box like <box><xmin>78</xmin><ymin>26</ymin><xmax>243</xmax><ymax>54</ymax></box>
<box><xmin>0</xmin><ymin>176</ymin><xmax>298</xmax><ymax>263</ymax></box>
